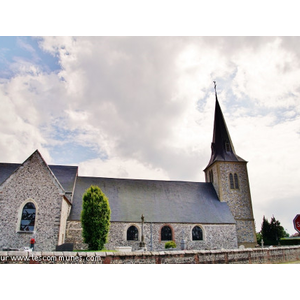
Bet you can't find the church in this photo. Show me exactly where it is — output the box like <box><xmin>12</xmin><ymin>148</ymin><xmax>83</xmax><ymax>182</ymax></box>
<box><xmin>0</xmin><ymin>89</ymin><xmax>257</xmax><ymax>251</ymax></box>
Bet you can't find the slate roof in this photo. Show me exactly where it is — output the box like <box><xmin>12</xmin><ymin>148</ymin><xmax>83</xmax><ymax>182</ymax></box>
<box><xmin>0</xmin><ymin>162</ymin><xmax>78</xmax><ymax>193</ymax></box>
<box><xmin>0</xmin><ymin>163</ymin><xmax>20</xmax><ymax>186</ymax></box>
<box><xmin>205</xmin><ymin>97</ymin><xmax>246</xmax><ymax>170</ymax></box>
<box><xmin>48</xmin><ymin>165</ymin><xmax>78</xmax><ymax>193</ymax></box>
<box><xmin>69</xmin><ymin>176</ymin><xmax>235</xmax><ymax>224</ymax></box>
<box><xmin>0</xmin><ymin>156</ymin><xmax>235</xmax><ymax>225</ymax></box>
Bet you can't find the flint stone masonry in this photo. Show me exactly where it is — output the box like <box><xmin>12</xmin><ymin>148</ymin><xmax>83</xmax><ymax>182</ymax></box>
<box><xmin>0</xmin><ymin>151</ymin><xmax>71</xmax><ymax>251</ymax></box>
<box><xmin>218</xmin><ymin>163</ymin><xmax>254</xmax><ymax>219</ymax></box>
<box><xmin>1</xmin><ymin>246</ymin><xmax>299</xmax><ymax>264</ymax></box>
<box><xmin>205</xmin><ymin>161</ymin><xmax>256</xmax><ymax>247</ymax></box>
<box><xmin>65</xmin><ymin>220</ymin><xmax>238</xmax><ymax>251</ymax></box>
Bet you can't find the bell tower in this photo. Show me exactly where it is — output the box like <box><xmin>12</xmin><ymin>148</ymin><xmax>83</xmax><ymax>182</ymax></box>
<box><xmin>204</xmin><ymin>82</ymin><xmax>257</xmax><ymax>248</ymax></box>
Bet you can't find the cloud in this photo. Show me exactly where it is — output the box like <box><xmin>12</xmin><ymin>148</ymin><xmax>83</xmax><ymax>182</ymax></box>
<box><xmin>37</xmin><ymin>37</ymin><xmax>214</xmax><ymax>178</ymax></box>
<box><xmin>0</xmin><ymin>87</ymin><xmax>49</xmax><ymax>162</ymax></box>
<box><xmin>79</xmin><ymin>156</ymin><xmax>170</xmax><ymax>180</ymax></box>
<box><xmin>231</xmin><ymin>38</ymin><xmax>300</xmax><ymax>108</ymax></box>
<box><xmin>1</xmin><ymin>36</ymin><xmax>300</xmax><ymax>234</ymax></box>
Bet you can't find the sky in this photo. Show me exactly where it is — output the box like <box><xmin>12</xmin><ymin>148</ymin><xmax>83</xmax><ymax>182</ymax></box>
<box><xmin>1</xmin><ymin>1</ymin><xmax>300</xmax><ymax>295</ymax></box>
<box><xmin>1</xmin><ymin>36</ymin><xmax>300</xmax><ymax>236</ymax></box>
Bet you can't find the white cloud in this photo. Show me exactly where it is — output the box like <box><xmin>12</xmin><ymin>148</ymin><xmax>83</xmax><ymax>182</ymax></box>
<box><xmin>232</xmin><ymin>38</ymin><xmax>300</xmax><ymax>108</ymax></box>
<box><xmin>0</xmin><ymin>87</ymin><xmax>49</xmax><ymax>162</ymax></box>
<box><xmin>79</xmin><ymin>156</ymin><xmax>170</xmax><ymax>180</ymax></box>
<box><xmin>2</xmin><ymin>36</ymin><xmax>300</xmax><ymax>234</ymax></box>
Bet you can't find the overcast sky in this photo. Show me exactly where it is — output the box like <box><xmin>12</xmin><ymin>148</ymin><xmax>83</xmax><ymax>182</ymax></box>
<box><xmin>1</xmin><ymin>36</ymin><xmax>300</xmax><ymax>235</ymax></box>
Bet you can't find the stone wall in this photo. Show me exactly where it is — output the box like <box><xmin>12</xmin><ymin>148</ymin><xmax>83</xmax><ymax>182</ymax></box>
<box><xmin>205</xmin><ymin>161</ymin><xmax>256</xmax><ymax>247</ymax></box>
<box><xmin>1</xmin><ymin>246</ymin><xmax>299</xmax><ymax>264</ymax></box>
<box><xmin>65</xmin><ymin>220</ymin><xmax>238</xmax><ymax>251</ymax></box>
<box><xmin>0</xmin><ymin>151</ymin><xmax>70</xmax><ymax>251</ymax></box>
<box><xmin>218</xmin><ymin>162</ymin><xmax>253</xmax><ymax>219</ymax></box>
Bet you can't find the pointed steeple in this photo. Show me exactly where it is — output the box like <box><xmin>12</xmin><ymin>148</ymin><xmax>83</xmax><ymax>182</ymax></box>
<box><xmin>205</xmin><ymin>82</ymin><xmax>245</xmax><ymax>169</ymax></box>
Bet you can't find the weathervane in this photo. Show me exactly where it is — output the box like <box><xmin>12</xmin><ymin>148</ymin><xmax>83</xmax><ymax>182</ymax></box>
<box><xmin>213</xmin><ymin>81</ymin><xmax>218</xmax><ymax>99</ymax></box>
<box><xmin>213</xmin><ymin>81</ymin><xmax>217</xmax><ymax>94</ymax></box>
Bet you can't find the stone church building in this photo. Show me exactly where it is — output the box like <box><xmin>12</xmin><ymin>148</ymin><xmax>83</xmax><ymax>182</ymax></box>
<box><xmin>0</xmin><ymin>91</ymin><xmax>257</xmax><ymax>251</ymax></box>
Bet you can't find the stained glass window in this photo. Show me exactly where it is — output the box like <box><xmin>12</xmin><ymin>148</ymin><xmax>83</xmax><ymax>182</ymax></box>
<box><xmin>20</xmin><ymin>202</ymin><xmax>36</xmax><ymax>231</ymax></box>
<box><xmin>127</xmin><ymin>225</ymin><xmax>138</xmax><ymax>241</ymax></box>
<box><xmin>192</xmin><ymin>226</ymin><xmax>203</xmax><ymax>240</ymax></box>
<box><xmin>161</xmin><ymin>226</ymin><xmax>172</xmax><ymax>241</ymax></box>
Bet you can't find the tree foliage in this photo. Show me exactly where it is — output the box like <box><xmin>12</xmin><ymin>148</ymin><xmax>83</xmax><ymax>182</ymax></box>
<box><xmin>259</xmin><ymin>215</ymin><xmax>289</xmax><ymax>245</ymax></box>
<box><xmin>81</xmin><ymin>185</ymin><xmax>111</xmax><ymax>250</ymax></box>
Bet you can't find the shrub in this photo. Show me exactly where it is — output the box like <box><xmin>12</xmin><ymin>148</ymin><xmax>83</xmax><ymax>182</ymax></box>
<box><xmin>165</xmin><ymin>241</ymin><xmax>176</xmax><ymax>249</ymax></box>
<box><xmin>81</xmin><ymin>185</ymin><xmax>111</xmax><ymax>250</ymax></box>
<box><xmin>279</xmin><ymin>238</ymin><xmax>300</xmax><ymax>246</ymax></box>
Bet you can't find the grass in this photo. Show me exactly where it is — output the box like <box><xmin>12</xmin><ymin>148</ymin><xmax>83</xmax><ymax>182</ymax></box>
<box><xmin>278</xmin><ymin>260</ymin><xmax>300</xmax><ymax>264</ymax></box>
<box><xmin>74</xmin><ymin>249</ymin><xmax>117</xmax><ymax>252</ymax></box>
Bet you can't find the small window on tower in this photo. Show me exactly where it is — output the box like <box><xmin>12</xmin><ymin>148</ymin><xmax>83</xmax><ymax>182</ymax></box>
<box><xmin>229</xmin><ymin>173</ymin><xmax>234</xmax><ymax>189</ymax></box>
<box><xmin>230</xmin><ymin>173</ymin><xmax>240</xmax><ymax>189</ymax></box>
<box><xmin>234</xmin><ymin>173</ymin><xmax>239</xmax><ymax>189</ymax></box>
<box><xmin>225</xmin><ymin>142</ymin><xmax>231</xmax><ymax>152</ymax></box>
<box><xmin>209</xmin><ymin>170</ymin><xmax>214</xmax><ymax>183</ymax></box>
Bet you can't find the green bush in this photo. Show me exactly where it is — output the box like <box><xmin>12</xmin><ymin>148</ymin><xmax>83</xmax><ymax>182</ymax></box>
<box><xmin>165</xmin><ymin>241</ymin><xmax>176</xmax><ymax>249</ymax></box>
<box><xmin>81</xmin><ymin>185</ymin><xmax>111</xmax><ymax>250</ymax></box>
<box><xmin>279</xmin><ymin>238</ymin><xmax>300</xmax><ymax>246</ymax></box>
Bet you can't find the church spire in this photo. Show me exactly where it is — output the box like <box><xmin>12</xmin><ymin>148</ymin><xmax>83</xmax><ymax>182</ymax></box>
<box><xmin>205</xmin><ymin>82</ymin><xmax>245</xmax><ymax>169</ymax></box>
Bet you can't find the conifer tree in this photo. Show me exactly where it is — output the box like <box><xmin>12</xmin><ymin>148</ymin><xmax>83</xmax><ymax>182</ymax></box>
<box><xmin>260</xmin><ymin>215</ymin><xmax>288</xmax><ymax>245</ymax></box>
<box><xmin>81</xmin><ymin>185</ymin><xmax>111</xmax><ymax>250</ymax></box>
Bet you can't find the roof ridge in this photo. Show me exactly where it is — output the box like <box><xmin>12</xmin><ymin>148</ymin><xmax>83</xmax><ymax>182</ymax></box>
<box><xmin>77</xmin><ymin>175</ymin><xmax>209</xmax><ymax>185</ymax></box>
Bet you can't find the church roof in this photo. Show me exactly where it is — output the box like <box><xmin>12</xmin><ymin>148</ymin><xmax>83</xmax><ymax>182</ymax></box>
<box><xmin>0</xmin><ymin>162</ymin><xmax>78</xmax><ymax>193</ymax></box>
<box><xmin>69</xmin><ymin>176</ymin><xmax>235</xmax><ymax>224</ymax></box>
<box><xmin>205</xmin><ymin>90</ymin><xmax>246</xmax><ymax>170</ymax></box>
<box><xmin>0</xmin><ymin>163</ymin><xmax>20</xmax><ymax>186</ymax></box>
<box><xmin>48</xmin><ymin>165</ymin><xmax>78</xmax><ymax>193</ymax></box>
<box><xmin>0</xmin><ymin>161</ymin><xmax>235</xmax><ymax>224</ymax></box>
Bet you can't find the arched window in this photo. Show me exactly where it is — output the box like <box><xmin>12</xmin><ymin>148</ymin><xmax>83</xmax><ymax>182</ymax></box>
<box><xmin>230</xmin><ymin>173</ymin><xmax>239</xmax><ymax>189</ymax></box>
<box><xmin>234</xmin><ymin>173</ymin><xmax>239</xmax><ymax>189</ymax></box>
<box><xmin>229</xmin><ymin>173</ymin><xmax>234</xmax><ymax>189</ymax></box>
<box><xmin>192</xmin><ymin>226</ymin><xmax>203</xmax><ymax>241</ymax></box>
<box><xmin>127</xmin><ymin>225</ymin><xmax>138</xmax><ymax>241</ymax></box>
<box><xmin>161</xmin><ymin>225</ymin><xmax>172</xmax><ymax>241</ymax></box>
<box><xmin>20</xmin><ymin>202</ymin><xmax>36</xmax><ymax>231</ymax></box>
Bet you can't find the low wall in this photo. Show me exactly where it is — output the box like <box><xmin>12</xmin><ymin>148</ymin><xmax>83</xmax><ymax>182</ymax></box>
<box><xmin>1</xmin><ymin>246</ymin><xmax>300</xmax><ymax>264</ymax></box>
